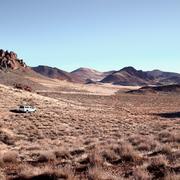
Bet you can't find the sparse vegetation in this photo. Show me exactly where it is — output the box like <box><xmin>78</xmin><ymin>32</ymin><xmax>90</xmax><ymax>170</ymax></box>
<box><xmin>0</xmin><ymin>83</ymin><xmax>179</xmax><ymax>179</ymax></box>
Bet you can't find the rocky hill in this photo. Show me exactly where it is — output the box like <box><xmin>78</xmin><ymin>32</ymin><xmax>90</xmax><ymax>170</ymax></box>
<box><xmin>71</xmin><ymin>67</ymin><xmax>113</xmax><ymax>83</ymax></box>
<box><xmin>101</xmin><ymin>67</ymin><xmax>180</xmax><ymax>86</ymax></box>
<box><xmin>32</xmin><ymin>65</ymin><xmax>75</xmax><ymax>82</ymax></box>
<box><xmin>101</xmin><ymin>67</ymin><xmax>154</xmax><ymax>85</ymax></box>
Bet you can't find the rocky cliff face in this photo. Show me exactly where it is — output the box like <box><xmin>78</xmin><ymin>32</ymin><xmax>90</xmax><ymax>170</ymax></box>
<box><xmin>0</xmin><ymin>49</ymin><xmax>27</xmax><ymax>70</ymax></box>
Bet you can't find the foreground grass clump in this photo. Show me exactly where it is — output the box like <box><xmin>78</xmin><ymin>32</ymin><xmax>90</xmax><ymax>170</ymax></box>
<box><xmin>88</xmin><ymin>166</ymin><xmax>120</xmax><ymax>180</ymax></box>
<box><xmin>133</xmin><ymin>166</ymin><xmax>152</xmax><ymax>180</ymax></box>
<box><xmin>10</xmin><ymin>165</ymin><xmax>76</xmax><ymax>180</ymax></box>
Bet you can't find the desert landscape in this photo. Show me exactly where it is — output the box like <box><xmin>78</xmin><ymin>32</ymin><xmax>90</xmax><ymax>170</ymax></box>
<box><xmin>0</xmin><ymin>75</ymin><xmax>179</xmax><ymax>179</ymax></box>
<box><xmin>1</xmin><ymin>0</ymin><xmax>180</xmax><ymax>179</ymax></box>
<box><xmin>0</xmin><ymin>49</ymin><xmax>179</xmax><ymax>179</ymax></box>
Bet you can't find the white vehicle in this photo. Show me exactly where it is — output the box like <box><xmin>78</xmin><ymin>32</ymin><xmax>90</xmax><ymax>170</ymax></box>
<box><xmin>18</xmin><ymin>105</ymin><xmax>36</xmax><ymax>113</ymax></box>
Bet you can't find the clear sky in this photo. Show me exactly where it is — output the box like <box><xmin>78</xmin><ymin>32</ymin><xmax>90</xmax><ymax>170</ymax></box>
<box><xmin>0</xmin><ymin>0</ymin><xmax>180</xmax><ymax>72</ymax></box>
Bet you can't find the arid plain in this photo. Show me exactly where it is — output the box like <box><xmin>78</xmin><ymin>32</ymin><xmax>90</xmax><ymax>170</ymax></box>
<box><xmin>0</xmin><ymin>79</ymin><xmax>179</xmax><ymax>180</ymax></box>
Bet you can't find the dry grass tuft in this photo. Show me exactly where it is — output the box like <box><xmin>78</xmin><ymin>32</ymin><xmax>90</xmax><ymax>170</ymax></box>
<box><xmin>89</xmin><ymin>149</ymin><xmax>104</xmax><ymax>167</ymax></box>
<box><xmin>35</xmin><ymin>151</ymin><xmax>56</xmax><ymax>162</ymax></box>
<box><xmin>150</xmin><ymin>155</ymin><xmax>168</xmax><ymax>167</ymax></box>
<box><xmin>0</xmin><ymin>128</ymin><xmax>16</xmax><ymax>145</ymax></box>
<box><xmin>2</xmin><ymin>151</ymin><xmax>18</xmax><ymax>163</ymax></box>
<box><xmin>16</xmin><ymin>164</ymin><xmax>76</xmax><ymax>180</ymax></box>
<box><xmin>54</xmin><ymin>148</ymin><xmax>71</xmax><ymax>160</ymax></box>
<box><xmin>147</xmin><ymin>155</ymin><xmax>169</xmax><ymax>179</ymax></box>
<box><xmin>129</xmin><ymin>135</ymin><xmax>157</xmax><ymax>152</ymax></box>
<box><xmin>0</xmin><ymin>170</ymin><xmax>5</xmax><ymax>180</ymax></box>
<box><xmin>114</xmin><ymin>141</ymin><xmax>142</xmax><ymax>163</ymax></box>
<box><xmin>164</xmin><ymin>172</ymin><xmax>180</xmax><ymax>180</ymax></box>
<box><xmin>133</xmin><ymin>166</ymin><xmax>152</xmax><ymax>180</ymax></box>
<box><xmin>88</xmin><ymin>166</ymin><xmax>120</xmax><ymax>180</ymax></box>
<box><xmin>159</xmin><ymin>131</ymin><xmax>180</xmax><ymax>143</ymax></box>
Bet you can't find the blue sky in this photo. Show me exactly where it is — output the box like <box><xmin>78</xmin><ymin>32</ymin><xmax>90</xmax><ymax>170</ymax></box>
<box><xmin>0</xmin><ymin>0</ymin><xmax>180</xmax><ymax>72</ymax></box>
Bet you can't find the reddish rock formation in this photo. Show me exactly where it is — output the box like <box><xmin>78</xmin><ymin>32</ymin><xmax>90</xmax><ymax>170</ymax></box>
<box><xmin>0</xmin><ymin>49</ymin><xmax>27</xmax><ymax>70</ymax></box>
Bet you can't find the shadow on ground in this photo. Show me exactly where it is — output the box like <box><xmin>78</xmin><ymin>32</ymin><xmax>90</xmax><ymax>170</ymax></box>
<box><xmin>12</xmin><ymin>174</ymin><xmax>58</xmax><ymax>180</ymax></box>
<box><xmin>10</xmin><ymin>109</ymin><xmax>24</xmax><ymax>113</ymax></box>
<box><xmin>154</xmin><ymin>112</ymin><xmax>180</xmax><ymax>118</ymax></box>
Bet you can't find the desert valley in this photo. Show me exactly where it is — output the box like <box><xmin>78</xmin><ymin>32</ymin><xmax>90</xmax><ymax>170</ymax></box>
<box><xmin>0</xmin><ymin>49</ymin><xmax>179</xmax><ymax>180</ymax></box>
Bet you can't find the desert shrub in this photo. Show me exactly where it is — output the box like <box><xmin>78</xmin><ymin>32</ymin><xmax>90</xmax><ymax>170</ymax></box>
<box><xmin>172</xmin><ymin>150</ymin><xmax>180</xmax><ymax>161</ymax></box>
<box><xmin>150</xmin><ymin>155</ymin><xmax>168</xmax><ymax>167</ymax></box>
<box><xmin>137</xmin><ymin>142</ymin><xmax>153</xmax><ymax>151</ymax></box>
<box><xmin>160</xmin><ymin>144</ymin><xmax>172</xmax><ymax>155</ymax></box>
<box><xmin>2</xmin><ymin>151</ymin><xmax>18</xmax><ymax>163</ymax></box>
<box><xmin>128</xmin><ymin>135</ymin><xmax>142</xmax><ymax>146</ymax></box>
<box><xmin>0</xmin><ymin>171</ymin><xmax>5</xmax><ymax>180</ymax></box>
<box><xmin>14</xmin><ymin>83</ymin><xmax>32</xmax><ymax>92</ymax></box>
<box><xmin>159</xmin><ymin>131</ymin><xmax>180</xmax><ymax>143</ymax></box>
<box><xmin>70</xmin><ymin>147</ymin><xmax>85</xmax><ymax>156</ymax></box>
<box><xmin>133</xmin><ymin>166</ymin><xmax>152</xmax><ymax>180</ymax></box>
<box><xmin>16</xmin><ymin>164</ymin><xmax>76</xmax><ymax>180</ymax></box>
<box><xmin>0</xmin><ymin>128</ymin><xmax>15</xmax><ymax>145</ymax></box>
<box><xmin>93</xmin><ymin>141</ymin><xmax>142</xmax><ymax>166</ymax></box>
<box><xmin>147</xmin><ymin>155</ymin><xmax>168</xmax><ymax>179</ymax></box>
<box><xmin>88</xmin><ymin>166</ymin><xmax>120</xmax><ymax>180</ymax></box>
<box><xmin>54</xmin><ymin>148</ymin><xmax>70</xmax><ymax>159</ymax></box>
<box><xmin>169</xmin><ymin>132</ymin><xmax>180</xmax><ymax>143</ymax></box>
<box><xmin>114</xmin><ymin>142</ymin><xmax>142</xmax><ymax>163</ymax></box>
<box><xmin>129</xmin><ymin>135</ymin><xmax>157</xmax><ymax>152</ymax></box>
<box><xmin>101</xmin><ymin>148</ymin><xmax>119</xmax><ymax>164</ymax></box>
<box><xmin>88</xmin><ymin>149</ymin><xmax>104</xmax><ymax>167</ymax></box>
<box><xmin>35</xmin><ymin>151</ymin><xmax>56</xmax><ymax>162</ymax></box>
<box><xmin>52</xmin><ymin>166</ymin><xmax>76</xmax><ymax>180</ymax></box>
<box><xmin>164</xmin><ymin>172</ymin><xmax>180</xmax><ymax>180</ymax></box>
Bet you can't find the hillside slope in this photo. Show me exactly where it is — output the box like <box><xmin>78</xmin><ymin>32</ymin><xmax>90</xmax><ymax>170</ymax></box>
<box><xmin>101</xmin><ymin>67</ymin><xmax>154</xmax><ymax>85</ymax></box>
<box><xmin>71</xmin><ymin>67</ymin><xmax>113</xmax><ymax>83</ymax></box>
<box><xmin>32</xmin><ymin>65</ymin><xmax>75</xmax><ymax>82</ymax></box>
<box><xmin>101</xmin><ymin>67</ymin><xmax>180</xmax><ymax>86</ymax></box>
<box><xmin>0</xmin><ymin>49</ymin><xmax>55</xmax><ymax>90</ymax></box>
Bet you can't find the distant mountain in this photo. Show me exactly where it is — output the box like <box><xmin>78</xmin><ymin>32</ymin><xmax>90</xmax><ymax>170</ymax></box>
<box><xmin>70</xmin><ymin>67</ymin><xmax>113</xmax><ymax>83</ymax></box>
<box><xmin>101</xmin><ymin>67</ymin><xmax>180</xmax><ymax>86</ymax></box>
<box><xmin>101</xmin><ymin>66</ymin><xmax>154</xmax><ymax>85</ymax></box>
<box><xmin>32</xmin><ymin>65</ymin><xmax>75</xmax><ymax>82</ymax></box>
<box><xmin>146</xmin><ymin>70</ymin><xmax>180</xmax><ymax>84</ymax></box>
<box><xmin>1</xmin><ymin>49</ymin><xmax>180</xmax><ymax>86</ymax></box>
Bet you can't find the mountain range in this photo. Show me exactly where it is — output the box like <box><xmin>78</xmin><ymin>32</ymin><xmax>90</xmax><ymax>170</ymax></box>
<box><xmin>1</xmin><ymin>49</ymin><xmax>180</xmax><ymax>87</ymax></box>
<box><xmin>32</xmin><ymin>65</ymin><xmax>180</xmax><ymax>86</ymax></box>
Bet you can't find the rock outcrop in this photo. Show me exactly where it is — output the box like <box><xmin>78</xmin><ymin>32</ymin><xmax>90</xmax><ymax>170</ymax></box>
<box><xmin>0</xmin><ymin>49</ymin><xmax>27</xmax><ymax>70</ymax></box>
